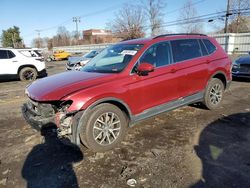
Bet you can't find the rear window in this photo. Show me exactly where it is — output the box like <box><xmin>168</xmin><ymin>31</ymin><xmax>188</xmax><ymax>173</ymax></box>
<box><xmin>19</xmin><ymin>50</ymin><xmax>37</xmax><ymax>57</ymax></box>
<box><xmin>203</xmin><ymin>39</ymin><xmax>216</xmax><ymax>54</ymax></box>
<box><xmin>171</xmin><ymin>39</ymin><xmax>202</xmax><ymax>62</ymax></box>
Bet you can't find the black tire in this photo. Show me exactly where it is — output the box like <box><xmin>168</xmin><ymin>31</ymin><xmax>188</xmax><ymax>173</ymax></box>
<box><xmin>203</xmin><ymin>78</ymin><xmax>225</xmax><ymax>110</ymax></box>
<box><xmin>79</xmin><ymin>103</ymin><xmax>128</xmax><ymax>152</ymax></box>
<box><xmin>19</xmin><ymin>67</ymin><xmax>37</xmax><ymax>81</ymax></box>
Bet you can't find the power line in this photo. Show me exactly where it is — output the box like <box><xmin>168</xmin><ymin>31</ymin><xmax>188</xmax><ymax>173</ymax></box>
<box><xmin>23</xmin><ymin>1</ymin><xmax>205</xmax><ymax>36</ymax></box>
<box><xmin>36</xmin><ymin>4</ymin><xmax>122</xmax><ymax>33</ymax></box>
<box><xmin>166</xmin><ymin>0</ymin><xmax>206</xmax><ymax>14</ymax></box>
<box><xmin>141</xmin><ymin>8</ymin><xmax>250</xmax><ymax>29</ymax></box>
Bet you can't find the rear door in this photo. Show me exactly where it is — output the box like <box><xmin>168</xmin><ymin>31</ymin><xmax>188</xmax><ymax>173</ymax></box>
<box><xmin>127</xmin><ymin>41</ymin><xmax>181</xmax><ymax>114</ymax></box>
<box><xmin>170</xmin><ymin>39</ymin><xmax>209</xmax><ymax>97</ymax></box>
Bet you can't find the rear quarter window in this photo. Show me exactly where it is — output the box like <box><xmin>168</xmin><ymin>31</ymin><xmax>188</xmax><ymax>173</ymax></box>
<box><xmin>203</xmin><ymin>39</ymin><xmax>216</xmax><ymax>54</ymax></box>
<box><xmin>199</xmin><ymin>39</ymin><xmax>208</xmax><ymax>56</ymax></box>
<box><xmin>7</xmin><ymin>50</ymin><xmax>15</xmax><ymax>58</ymax></box>
<box><xmin>171</xmin><ymin>39</ymin><xmax>202</xmax><ymax>62</ymax></box>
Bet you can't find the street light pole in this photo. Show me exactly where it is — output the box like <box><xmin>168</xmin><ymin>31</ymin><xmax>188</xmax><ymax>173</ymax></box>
<box><xmin>35</xmin><ymin>30</ymin><xmax>41</xmax><ymax>48</ymax></box>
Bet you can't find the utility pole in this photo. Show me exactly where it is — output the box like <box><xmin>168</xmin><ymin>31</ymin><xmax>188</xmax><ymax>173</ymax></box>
<box><xmin>73</xmin><ymin>17</ymin><xmax>81</xmax><ymax>41</ymax></box>
<box><xmin>35</xmin><ymin>30</ymin><xmax>41</xmax><ymax>48</ymax></box>
<box><xmin>236</xmin><ymin>0</ymin><xmax>241</xmax><ymax>33</ymax></box>
<box><xmin>224</xmin><ymin>0</ymin><xmax>230</xmax><ymax>33</ymax></box>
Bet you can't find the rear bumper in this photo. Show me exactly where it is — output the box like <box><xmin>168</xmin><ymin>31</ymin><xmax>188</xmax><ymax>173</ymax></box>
<box><xmin>38</xmin><ymin>69</ymin><xmax>47</xmax><ymax>78</ymax></box>
<box><xmin>22</xmin><ymin>103</ymin><xmax>55</xmax><ymax>131</ymax></box>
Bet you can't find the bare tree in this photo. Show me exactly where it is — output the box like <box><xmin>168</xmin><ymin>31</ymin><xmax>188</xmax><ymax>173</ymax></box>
<box><xmin>31</xmin><ymin>37</ymin><xmax>48</xmax><ymax>48</ymax></box>
<box><xmin>142</xmin><ymin>0</ymin><xmax>166</xmax><ymax>36</ymax></box>
<box><xmin>178</xmin><ymin>0</ymin><xmax>203</xmax><ymax>33</ymax></box>
<box><xmin>51</xmin><ymin>26</ymin><xmax>71</xmax><ymax>47</ymax></box>
<box><xmin>109</xmin><ymin>4</ymin><xmax>146</xmax><ymax>40</ymax></box>
<box><xmin>229</xmin><ymin>0</ymin><xmax>250</xmax><ymax>33</ymax></box>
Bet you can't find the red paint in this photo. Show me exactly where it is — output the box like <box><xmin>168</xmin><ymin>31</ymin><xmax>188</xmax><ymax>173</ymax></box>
<box><xmin>26</xmin><ymin>35</ymin><xmax>232</xmax><ymax>116</ymax></box>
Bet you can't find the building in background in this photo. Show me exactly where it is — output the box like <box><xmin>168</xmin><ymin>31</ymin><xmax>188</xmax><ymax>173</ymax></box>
<box><xmin>83</xmin><ymin>29</ymin><xmax>119</xmax><ymax>44</ymax></box>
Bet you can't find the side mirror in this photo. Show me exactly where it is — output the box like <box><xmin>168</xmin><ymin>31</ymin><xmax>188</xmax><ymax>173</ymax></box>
<box><xmin>137</xmin><ymin>62</ymin><xmax>154</xmax><ymax>76</ymax></box>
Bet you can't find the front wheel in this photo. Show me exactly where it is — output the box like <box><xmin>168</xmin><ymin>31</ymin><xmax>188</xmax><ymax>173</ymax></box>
<box><xmin>203</xmin><ymin>78</ymin><xmax>225</xmax><ymax>110</ymax></box>
<box><xmin>19</xmin><ymin>67</ymin><xmax>37</xmax><ymax>81</ymax></box>
<box><xmin>79</xmin><ymin>103</ymin><xmax>128</xmax><ymax>152</ymax></box>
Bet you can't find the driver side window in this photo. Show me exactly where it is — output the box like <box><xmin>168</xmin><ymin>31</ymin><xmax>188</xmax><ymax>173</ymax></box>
<box><xmin>132</xmin><ymin>42</ymin><xmax>172</xmax><ymax>73</ymax></box>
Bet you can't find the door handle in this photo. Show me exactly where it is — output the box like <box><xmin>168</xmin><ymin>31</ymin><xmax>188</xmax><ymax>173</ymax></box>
<box><xmin>12</xmin><ymin>61</ymin><xmax>18</xmax><ymax>62</ymax></box>
<box><xmin>170</xmin><ymin>68</ymin><xmax>176</xmax><ymax>73</ymax></box>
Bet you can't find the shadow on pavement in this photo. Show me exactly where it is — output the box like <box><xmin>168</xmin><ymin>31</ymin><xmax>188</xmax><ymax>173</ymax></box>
<box><xmin>22</xmin><ymin>124</ymin><xmax>83</xmax><ymax>188</ymax></box>
<box><xmin>191</xmin><ymin>113</ymin><xmax>250</xmax><ymax>188</ymax></box>
<box><xmin>232</xmin><ymin>77</ymin><xmax>250</xmax><ymax>83</ymax></box>
<box><xmin>0</xmin><ymin>76</ymin><xmax>19</xmax><ymax>82</ymax></box>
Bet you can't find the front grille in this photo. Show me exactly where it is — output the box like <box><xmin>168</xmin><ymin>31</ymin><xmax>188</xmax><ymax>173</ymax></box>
<box><xmin>27</xmin><ymin>98</ymin><xmax>55</xmax><ymax>117</ymax></box>
<box><xmin>232</xmin><ymin>64</ymin><xmax>250</xmax><ymax>73</ymax></box>
<box><xmin>240</xmin><ymin>64</ymin><xmax>250</xmax><ymax>72</ymax></box>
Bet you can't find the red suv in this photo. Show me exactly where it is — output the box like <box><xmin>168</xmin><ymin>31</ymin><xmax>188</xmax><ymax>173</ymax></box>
<box><xmin>22</xmin><ymin>34</ymin><xmax>232</xmax><ymax>152</ymax></box>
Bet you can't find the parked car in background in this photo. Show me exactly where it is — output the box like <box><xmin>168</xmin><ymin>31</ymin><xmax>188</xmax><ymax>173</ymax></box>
<box><xmin>66</xmin><ymin>49</ymin><xmax>103</xmax><ymax>70</ymax></box>
<box><xmin>47</xmin><ymin>50</ymin><xmax>71</xmax><ymax>62</ymax></box>
<box><xmin>0</xmin><ymin>48</ymin><xmax>46</xmax><ymax>81</ymax></box>
<box><xmin>232</xmin><ymin>55</ymin><xmax>250</xmax><ymax>78</ymax></box>
<box><xmin>22</xmin><ymin>34</ymin><xmax>232</xmax><ymax>152</ymax></box>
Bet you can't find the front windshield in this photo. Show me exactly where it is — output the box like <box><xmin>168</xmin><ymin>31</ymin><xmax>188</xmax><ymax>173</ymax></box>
<box><xmin>81</xmin><ymin>44</ymin><xmax>143</xmax><ymax>73</ymax></box>
<box><xmin>83</xmin><ymin>50</ymin><xmax>97</xmax><ymax>58</ymax></box>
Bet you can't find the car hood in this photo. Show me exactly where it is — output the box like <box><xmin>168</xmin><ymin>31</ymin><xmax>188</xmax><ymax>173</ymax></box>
<box><xmin>236</xmin><ymin>55</ymin><xmax>250</xmax><ymax>64</ymax></box>
<box><xmin>26</xmin><ymin>71</ymin><xmax>115</xmax><ymax>101</ymax></box>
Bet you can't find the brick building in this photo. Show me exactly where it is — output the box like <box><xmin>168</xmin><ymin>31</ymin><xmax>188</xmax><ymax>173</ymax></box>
<box><xmin>83</xmin><ymin>29</ymin><xmax>116</xmax><ymax>44</ymax></box>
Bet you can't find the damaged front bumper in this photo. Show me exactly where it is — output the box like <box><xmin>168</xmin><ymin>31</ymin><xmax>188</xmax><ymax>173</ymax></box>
<box><xmin>22</xmin><ymin>99</ymin><xmax>56</xmax><ymax>131</ymax></box>
<box><xmin>22</xmin><ymin>98</ymin><xmax>77</xmax><ymax>143</ymax></box>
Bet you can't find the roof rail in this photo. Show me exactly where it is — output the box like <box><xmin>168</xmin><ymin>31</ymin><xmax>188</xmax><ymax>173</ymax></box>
<box><xmin>153</xmin><ymin>33</ymin><xmax>207</xmax><ymax>39</ymax></box>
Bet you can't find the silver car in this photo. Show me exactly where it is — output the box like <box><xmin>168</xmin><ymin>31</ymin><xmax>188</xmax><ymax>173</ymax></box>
<box><xmin>66</xmin><ymin>49</ymin><xmax>102</xmax><ymax>71</ymax></box>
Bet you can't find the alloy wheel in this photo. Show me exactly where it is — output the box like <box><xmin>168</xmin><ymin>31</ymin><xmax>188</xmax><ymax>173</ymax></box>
<box><xmin>93</xmin><ymin>112</ymin><xmax>121</xmax><ymax>146</ymax></box>
<box><xmin>209</xmin><ymin>83</ymin><xmax>223</xmax><ymax>105</ymax></box>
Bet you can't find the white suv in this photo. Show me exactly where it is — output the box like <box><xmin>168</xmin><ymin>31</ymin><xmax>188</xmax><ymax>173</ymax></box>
<box><xmin>0</xmin><ymin>48</ymin><xmax>47</xmax><ymax>81</ymax></box>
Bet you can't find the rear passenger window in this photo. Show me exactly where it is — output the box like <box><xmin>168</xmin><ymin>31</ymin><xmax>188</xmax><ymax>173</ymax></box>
<box><xmin>203</xmin><ymin>39</ymin><xmax>216</xmax><ymax>54</ymax></box>
<box><xmin>7</xmin><ymin>50</ymin><xmax>15</xmax><ymax>58</ymax></box>
<box><xmin>199</xmin><ymin>39</ymin><xmax>208</xmax><ymax>56</ymax></box>
<box><xmin>171</xmin><ymin>39</ymin><xmax>202</xmax><ymax>62</ymax></box>
<box><xmin>0</xmin><ymin>50</ymin><xmax>8</xmax><ymax>59</ymax></box>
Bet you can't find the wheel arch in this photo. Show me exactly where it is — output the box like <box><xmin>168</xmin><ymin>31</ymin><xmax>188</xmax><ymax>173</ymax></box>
<box><xmin>17</xmin><ymin>65</ymin><xmax>38</xmax><ymax>74</ymax></box>
<box><xmin>75</xmin><ymin>97</ymin><xmax>132</xmax><ymax>146</ymax></box>
<box><xmin>86</xmin><ymin>97</ymin><xmax>132</xmax><ymax>121</ymax></box>
<box><xmin>209</xmin><ymin>71</ymin><xmax>227</xmax><ymax>89</ymax></box>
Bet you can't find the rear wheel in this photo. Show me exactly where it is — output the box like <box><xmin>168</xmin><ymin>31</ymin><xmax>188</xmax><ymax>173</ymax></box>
<box><xmin>79</xmin><ymin>103</ymin><xmax>128</xmax><ymax>152</ymax></box>
<box><xmin>19</xmin><ymin>67</ymin><xmax>37</xmax><ymax>81</ymax></box>
<box><xmin>203</xmin><ymin>78</ymin><xmax>225</xmax><ymax>110</ymax></box>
